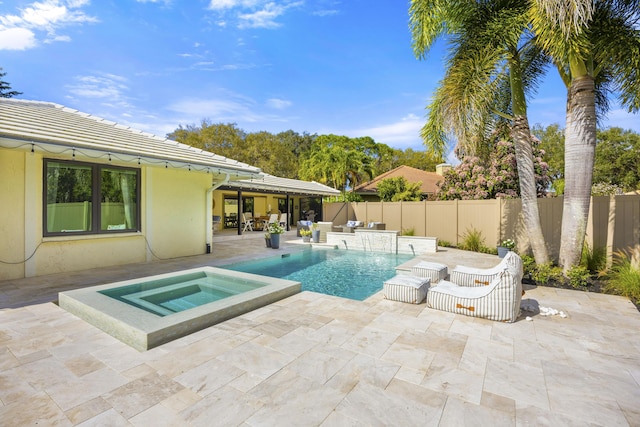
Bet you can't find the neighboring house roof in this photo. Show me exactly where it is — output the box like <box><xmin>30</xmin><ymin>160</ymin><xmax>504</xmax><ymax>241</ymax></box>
<box><xmin>0</xmin><ymin>99</ymin><xmax>261</xmax><ymax>179</ymax></box>
<box><xmin>354</xmin><ymin>165</ymin><xmax>443</xmax><ymax>195</ymax></box>
<box><xmin>223</xmin><ymin>173</ymin><xmax>341</xmax><ymax>197</ymax></box>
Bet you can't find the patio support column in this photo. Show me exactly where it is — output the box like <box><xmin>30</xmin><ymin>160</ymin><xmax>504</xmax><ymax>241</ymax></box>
<box><xmin>237</xmin><ymin>190</ymin><xmax>242</xmax><ymax>235</ymax></box>
<box><xmin>285</xmin><ymin>194</ymin><xmax>290</xmax><ymax>231</ymax></box>
<box><xmin>207</xmin><ymin>173</ymin><xmax>230</xmax><ymax>251</ymax></box>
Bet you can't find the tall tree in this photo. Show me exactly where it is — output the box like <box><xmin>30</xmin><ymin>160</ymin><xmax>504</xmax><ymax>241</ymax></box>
<box><xmin>532</xmin><ymin>123</ymin><xmax>565</xmax><ymax>194</ymax></box>
<box><xmin>391</xmin><ymin>148</ymin><xmax>443</xmax><ymax>172</ymax></box>
<box><xmin>299</xmin><ymin>134</ymin><xmax>374</xmax><ymax>191</ymax></box>
<box><xmin>0</xmin><ymin>68</ymin><xmax>22</xmax><ymax>98</ymax></box>
<box><xmin>410</xmin><ymin>0</ymin><xmax>551</xmax><ymax>263</ymax></box>
<box><xmin>437</xmin><ymin>133</ymin><xmax>550</xmax><ymax>200</ymax></box>
<box><xmin>594</xmin><ymin>127</ymin><xmax>640</xmax><ymax>191</ymax></box>
<box><xmin>531</xmin><ymin>0</ymin><xmax>640</xmax><ymax>271</ymax></box>
<box><xmin>168</xmin><ymin>120</ymin><xmax>246</xmax><ymax>161</ymax></box>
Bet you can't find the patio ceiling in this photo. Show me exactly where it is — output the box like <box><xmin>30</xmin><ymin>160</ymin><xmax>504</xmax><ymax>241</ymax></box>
<box><xmin>0</xmin><ymin>99</ymin><xmax>261</xmax><ymax>179</ymax></box>
<box><xmin>223</xmin><ymin>173</ymin><xmax>341</xmax><ymax>197</ymax></box>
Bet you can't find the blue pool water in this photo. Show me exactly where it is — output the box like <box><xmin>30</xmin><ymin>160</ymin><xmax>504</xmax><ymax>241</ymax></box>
<box><xmin>99</xmin><ymin>271</ymin><xmax>269</xmax><ymax>316</ymax></box>
<box><xmin>222</xmin><ymin>249</ymin><xmax>412</xmax><ymax>300</ymax></box>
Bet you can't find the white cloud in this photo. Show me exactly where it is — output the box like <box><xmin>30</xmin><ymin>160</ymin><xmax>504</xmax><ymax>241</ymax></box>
<box><xmin>65</xmin><ymin>73</ymin><xmax>132</xmax><ymax>109</ymax></box>
<box><xmin>165</xmin><ymin>92</ymin><xmax>292</xmax><ymax>131</ymax></box>
<box><xmin>168</xmin><ymin>98</ymin><xmax>259</xmax><ymax>122</ymax></box>
<box><xmin>0</xmin><ymin>27</ymin><xmax>36</xmax><ymax>50</ymax></box>
<box><xmin>238</xmin><ymin>2</ymin><xmax>287</xmax><ymax>28</ymax></box>
<box><xmin>208</xmin><ymin>0</ymin><xmax>258</xmax><ymax>10</ymax></box>
<box><xmin>601</xmin><ymin>108</ymin><xmax>640</xmax><ymax>132</ymax></box>
<box><xmin>0</xmin><ymin>0</ymin><xmax>96</xmax><ymax>50</ymax></box>
<box><xmin>46</xmin><ymin>34</ymin><xmax>70</xmax><ymax>42</ymax></box>
<box><xmin>266</xmin><ymin>98</ymin><xmax>291</xmax><ymax>109</ymax></box>
<box><xmin>351</xmin><ymin>113</ymin><xmax>424</xmax><ymax>150</ymax></box>
<box><xmin>312</xmin><ymin>9</ymin><xmax>338</xmax><ymax>17</ymax></box>
<box><xmin>207</xmin><ymin>0</ymin><xmax>302</xmax><ymax>29</ymax></box>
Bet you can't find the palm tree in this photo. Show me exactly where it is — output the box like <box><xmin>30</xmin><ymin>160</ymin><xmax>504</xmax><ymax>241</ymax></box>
<box><xmin>300</xmin><ymin>135</ymin><xmax>375</xmax><ymax>192</ymax></box>
<box><xmin>531</xmin><ymin>0</ymin><xmax>640</xmax><ymax>271</ymax></box>
<box><xmin>410</xmin><ymin>0</ymin><xmax>551</xmax><ymax>264</ymax></box>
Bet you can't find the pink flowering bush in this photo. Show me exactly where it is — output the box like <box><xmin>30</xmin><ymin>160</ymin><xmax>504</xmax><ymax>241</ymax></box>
<box><xmin>437</xmin><ymin>137</ymin><xmax>550</xmax><ymax>200</ymax></box>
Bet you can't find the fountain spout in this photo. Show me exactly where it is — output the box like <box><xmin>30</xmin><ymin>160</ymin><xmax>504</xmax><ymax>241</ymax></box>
<box><xmin>342</xmin><ymin>240</ymin><xmax>348</xmax><ymax>249</ymax></box>
<box><xmin>409</xmin><ymin>243</ymin><xmax>415</xmax><ymax>256</ymax></box>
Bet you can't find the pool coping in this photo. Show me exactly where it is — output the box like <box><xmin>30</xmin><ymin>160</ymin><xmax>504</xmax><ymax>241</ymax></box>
<box><xmin>58</xmin><ymin>267</ymin><xmax>301</xmax><ymax>351</ymax></box>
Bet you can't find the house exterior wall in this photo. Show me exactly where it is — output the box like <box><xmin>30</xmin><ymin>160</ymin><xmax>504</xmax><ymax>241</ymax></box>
<box><xmin>0</xmin><ymin>148</ymin><xmax>26</xmax><ymax>280</ymax></box>
<box><xmin>145</xmin><ymin>167</ymin><xmax>210</xmax><ymax>259</ymax></box>
<box><xmin>0</xmin><ymin>147</ymin><xmax>212</xmax><ymax>280</ymax></box>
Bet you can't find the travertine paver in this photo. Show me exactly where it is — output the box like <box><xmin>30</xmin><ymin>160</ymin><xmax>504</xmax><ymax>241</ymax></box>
<box><xmin>1</xmin><ymin>233</ymin><xmax>640</xmax><ymax>426</ymax></box>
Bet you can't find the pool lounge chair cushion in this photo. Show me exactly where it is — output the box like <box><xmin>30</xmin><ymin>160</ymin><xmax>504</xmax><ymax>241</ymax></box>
<box><xmin>411</xmin><ymin>261</ymin><xmax>448</xmax><ymax>283</ymax></box>
<box><xmin>450</xmin><ymin>251</ymin><xmax>523</xmax><ymax>287</ymax></box>
<box><xmin>342</xmin><ymin>220</ymin><xmax>364</xmax><ymax>233</ymax></box>
<box><xmin>384</xmin><ymin>274</ymin><xmax>430</xmax><ymax>304</ymax></box>
<box><xmin>426</xmin><ymin>265</ymin><xmax>522</xmax><ymax>322</ymax></box>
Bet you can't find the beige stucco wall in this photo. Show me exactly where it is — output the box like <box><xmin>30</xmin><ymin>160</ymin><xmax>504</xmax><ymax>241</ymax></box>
<box><xmin>0</xmin><ymin>148</ymin><xmax>26</xmax><ymax>280</ymax></box>
<box><xmin>145</xmin><ymin>167</ymin><xmax>210</xmax><ymax>258</ymax></box>
<box><xmin>0</xmin><ymin>146</ymin><xmax>214</xmax><ymax>280</ymax></box>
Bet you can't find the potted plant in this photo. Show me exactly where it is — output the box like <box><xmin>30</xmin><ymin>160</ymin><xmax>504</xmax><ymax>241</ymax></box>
<box><xmin>311</xmin><ymin>223</ymin><xmax>321</xmax><ymax>243</ymax></box>
<box><xmin>264</xmin><ymin>232</ymin><xmax>271</xmax><ymax>248</ymax></box>
<box><xmin>300</xmin><ymin>228</ymin><xmax>312</xmax><ymax>242</ymax></box>
<box><xmin>498</xmin><ymin>238</ymin><xmax>515</xmax><ymax>258</ymax></box>
<box><xmin>268</xmin><ymin>223</ymin><xmax>284</xmax><ymax>249</ymax></box>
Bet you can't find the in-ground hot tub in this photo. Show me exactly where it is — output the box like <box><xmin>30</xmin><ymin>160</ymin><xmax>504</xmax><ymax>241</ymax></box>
<box><xmin>59</xmin><ymin>267</ymin><xmax>301</xmax><ymax>351</ymax></box>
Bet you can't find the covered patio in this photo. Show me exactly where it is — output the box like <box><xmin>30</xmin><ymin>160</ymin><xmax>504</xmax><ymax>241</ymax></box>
<box><xmin>214</xmin><ymin>173</ymin><xmax>340</xmax><ymax>235</ymax></box>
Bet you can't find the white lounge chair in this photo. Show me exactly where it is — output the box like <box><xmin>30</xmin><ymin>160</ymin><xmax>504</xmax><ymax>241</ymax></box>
<box><xmin>279</xmin><ymin>213</ymin><xmax>287</xmax><ymax>228</ymax></box>
<box><xmin>449</xmin><ymin>251</ymin><xmax>523</xmax><ymax>287</ymax></box>
<box><xmin>426</xmin><ymin>263</ymin><xmax>522</xmax><ymax>322</ymax></box>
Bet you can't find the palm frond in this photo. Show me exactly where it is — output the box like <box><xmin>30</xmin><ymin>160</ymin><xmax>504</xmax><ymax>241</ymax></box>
<box><xmin>531</xmin><ymin>0</ymin><xmax>594</xmax><ymax>37</ymax></box>
<box><xmin>590</xmin><ymin>1</ymin><xmax>640</xmax><ymax>112</ymax></box>
<box><xmin>409</xmin><ymin>0</ymin><xmax>473</xmax><ymax>58</ymax></box>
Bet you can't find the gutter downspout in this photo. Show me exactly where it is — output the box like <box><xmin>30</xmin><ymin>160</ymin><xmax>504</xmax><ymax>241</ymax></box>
<box><xmin>206</xmin><ymin>173</ymin><xmax>231</xmax><ymax>252</ymax></box>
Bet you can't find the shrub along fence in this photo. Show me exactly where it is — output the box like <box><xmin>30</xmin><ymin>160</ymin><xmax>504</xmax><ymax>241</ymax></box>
<box><xmin>323</xmin><ymin>195</ymin><xmax>640</xmax><ymax>261</ymax></box>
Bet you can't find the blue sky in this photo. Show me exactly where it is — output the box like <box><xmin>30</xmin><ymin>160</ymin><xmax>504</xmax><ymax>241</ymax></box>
<box><xmin>1</xmin><ymin>0</ymin><xmax>638</xmax><ymax>158</ymax></box>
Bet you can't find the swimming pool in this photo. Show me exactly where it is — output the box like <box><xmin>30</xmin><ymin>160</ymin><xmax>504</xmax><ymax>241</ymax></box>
<box><xmin>222</xmin><ymin>249</ymin><xmax>413</xmax><ymax>300</ymax></box>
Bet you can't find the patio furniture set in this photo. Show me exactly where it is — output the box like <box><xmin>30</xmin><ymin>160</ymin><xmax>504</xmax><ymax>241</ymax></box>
<box><xmin>383</xmin><ymin>251</ymin><xmax>523</xmax><ymax>323</ymax></box>
<box><xmin>239</xmin><ymin>213</ymin><xmax>287</xmax><ymax>232</ymax></box>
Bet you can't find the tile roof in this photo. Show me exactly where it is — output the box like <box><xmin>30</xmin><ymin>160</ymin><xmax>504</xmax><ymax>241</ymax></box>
<box><xmin>0</xmin><ymin>99</ymin><xmax>261</xmax><ymax>178</ymax></box>
<box><xmin>225</xmin><ymin>173</ymin><xmax>341</xmax><ymax>196</ymax></box>
<box><xmin>354</xmin><ymin>165</ymin><xmax>443</xmax><ymax>195</ymax></box>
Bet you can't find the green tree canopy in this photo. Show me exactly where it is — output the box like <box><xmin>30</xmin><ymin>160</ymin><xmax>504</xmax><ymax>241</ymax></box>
<box><xmin>594</xmin><ymin>127</ymin><xmax>640</xmax><ymax>192</ymax></box>
<box><xmin>377</xmin><ymin>177</ymin><xmax>422</xmax><ymax>202</ymax></box>
<box><xmin>169</xmin><ymin>121</ymin><xmax>445</xmax><ymax>185</ymax></box>
<box><xmin>532</xmin><ymin>123</ymin><xmax>565</xmax><ymax>194</ymax></box>
<box><xmin>298</xmin><ymin>134</ymin><xmax>375</xmax><ymax>191</ymax></box>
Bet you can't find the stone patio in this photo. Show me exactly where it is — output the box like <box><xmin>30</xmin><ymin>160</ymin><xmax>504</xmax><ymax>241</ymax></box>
<box><xmin>1</xmin><ymin>232</ymin><xmax>639</xmax><ymax>426</ymax></box>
